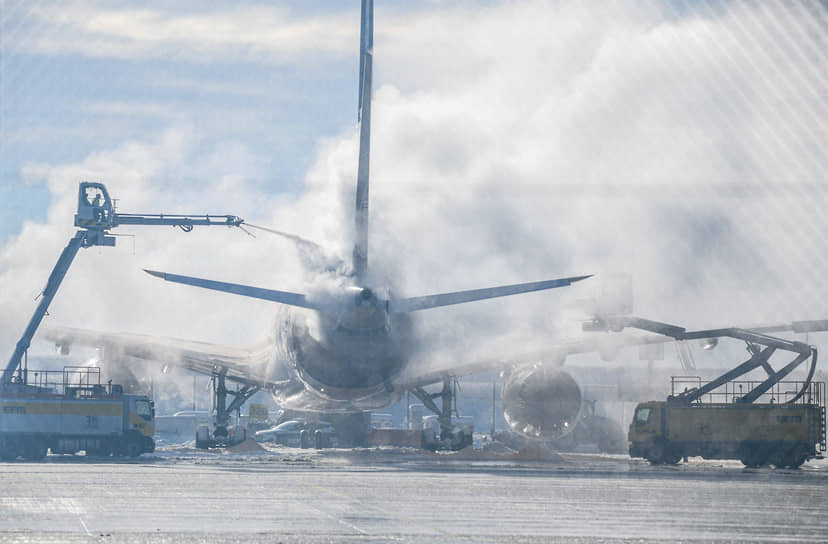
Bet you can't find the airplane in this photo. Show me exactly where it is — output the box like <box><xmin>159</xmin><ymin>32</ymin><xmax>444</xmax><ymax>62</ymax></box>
<box><xmin>44</xmin><ymin>0</ymin><xmax>599</xmax><ymax>447</ymax></box>
<box><xmin>43</xmin><ymin>0</ymin><xmax>825</xmax><ymax>449</ymax></box>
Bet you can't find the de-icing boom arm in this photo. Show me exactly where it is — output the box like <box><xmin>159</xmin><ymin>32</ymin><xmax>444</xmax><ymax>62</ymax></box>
<box><xmin>2</xmin><ymin>181</ymin><xmax>244</xmax><ymax>387</ymax></box>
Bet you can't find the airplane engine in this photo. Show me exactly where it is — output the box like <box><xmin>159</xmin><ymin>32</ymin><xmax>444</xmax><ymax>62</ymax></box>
<box><xmin>502</xmin><ymin>365</ymin><xmax>582</xmax><ymax>440</ymax></box>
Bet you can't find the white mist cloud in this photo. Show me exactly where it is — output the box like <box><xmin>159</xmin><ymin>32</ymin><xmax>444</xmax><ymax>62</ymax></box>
<box><xmin>12</xmin><ymin>2</ymin><xmax>358</xmax><ymax>63</ymax></box>
<box><xmin>1</xmin><ymin>1</ymin><xmax>827</xmax><ymax>377</ymax></box>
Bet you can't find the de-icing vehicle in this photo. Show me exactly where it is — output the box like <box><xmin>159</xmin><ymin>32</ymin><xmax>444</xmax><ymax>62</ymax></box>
<box><xmin>0</xmin><ymin>367</ymin><xmax>155</xmax><ymax>459</ymax></box>
<box><xmin>1</xmin><ymin>182</ymin><xmax>245</xmax><ymax>457</ymax></box>
<box><xmin>603</xmin><ymin>316</ymin><xmax>828</xmax><ymax>468</ymax></box>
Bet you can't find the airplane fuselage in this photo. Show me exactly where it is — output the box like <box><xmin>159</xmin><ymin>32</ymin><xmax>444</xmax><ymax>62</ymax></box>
<box><xmin>270</xmin><ymin>286</ymin><xmax>414</xmax><ymax>412</ymax></box>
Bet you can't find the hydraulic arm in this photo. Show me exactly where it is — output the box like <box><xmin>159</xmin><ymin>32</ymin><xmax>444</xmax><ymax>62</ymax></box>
<box><xmin>585</xmin><ymin>315</ymin><xmax>824</xmax><ymax>405</ymax></box>
<box><xmin>3</xmin><ymin>182</ymin><xmax>244</xmax><ymax>386</ymax></box>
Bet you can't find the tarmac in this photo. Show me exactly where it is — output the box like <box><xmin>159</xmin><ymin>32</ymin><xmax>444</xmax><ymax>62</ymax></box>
<box><xmin>1</xmin><ymin>443</ymin><xmax>827</xmax><ymax>543</ymax></box>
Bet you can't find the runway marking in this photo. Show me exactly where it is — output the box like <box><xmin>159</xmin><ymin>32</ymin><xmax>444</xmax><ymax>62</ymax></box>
<box><xmin>304</xmin><ymin>482</ymin><xmax>457</xmax><ymax>538</ymax></box>
<box><xmin>304</xmin><ymin>502</ymin><xmax>368</xmax><ymax>535</ymax></box>
<box><xmin>333</xmin><ymin>517</ymin><xmax>368</xmax><ymax>535</ymax></box>
<box><xmin>78</xmin><ymin>517</ymin><xmax>91</xmax><ymax>536</ymax></box>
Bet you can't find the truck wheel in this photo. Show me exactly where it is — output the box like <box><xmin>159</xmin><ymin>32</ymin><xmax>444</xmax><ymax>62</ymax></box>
<box><xmin>786</xmin><ymin>454</ymin><xmax>807</xmax><ymax>469</ymax></box>
<box><xmin>22</xmin><ymin>437</ymin><xmax>47</xmax><ymax>460</ymax></box>
<box><xmin>0</xmin><ymin>437</ymin><xmax>20</xmax><ymax>460</ymax></box>
<box><xmin>645</xmin><ymin>442</ymin><xmax>665</xmax><ymax>464</ymax></box>
<box><xmin>120</xmin><ymin>432</ymin><xmax>142</xmax><ymax>458</ymax></box>
<box><xmin>663</xmin><ymin>445</ymin><xmax>682</xmax><ymax>465</ymax></box>
<box><xmin>775</xmin><ymin>445</ymin><xmax>808</xmax><ymax>469</ymax></box>
<box><xmin>739</xmin><ymin>443</ymin><xmax>767</xmax><ymax>468</ymax></box>
<box><xmin>299</xmin><ymin>430</ymin><xmax>310</xmax><ymax>449</ymax></box>
<box><xmin>125</xmin><ymin>438</ymin><xmax>141</xmax><ymax>458</ymax></box>
<box><xmin>143</xmin><ymin>436</ymin><xmax>155</xmax><ymax>454</ymax></box>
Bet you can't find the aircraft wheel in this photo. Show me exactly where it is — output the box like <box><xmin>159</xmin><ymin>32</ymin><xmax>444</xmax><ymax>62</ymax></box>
<box><xmin>195</xmin><ymin>425</ymin><xmax>211</xmax><ymax>449</ymax></box>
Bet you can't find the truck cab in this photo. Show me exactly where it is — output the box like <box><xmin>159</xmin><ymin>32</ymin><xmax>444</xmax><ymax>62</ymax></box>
<box><xmin>125</xmin><ymin>395</ymin><xmax>156</xmax><ymax>456</ymax></box>
<box><xmin>628</xmin><ymin>401</ymin><xmax>666</xmax><ymax>462</ymax></box>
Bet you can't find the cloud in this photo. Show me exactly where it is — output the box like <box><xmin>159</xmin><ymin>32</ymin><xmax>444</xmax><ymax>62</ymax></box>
<box><xmin>83</xmin><ymin>101</ymin><xmax>186</xmax><ymax>121</ymax></box>
<box><xmin>11</xmin><ymin>2</ymin><xmax>358</xmax><ymax>63</ymax></box>
<box><xmin>1</xmin><ymin>0</ymin><xmax>827</xmax><ymax>383</ymax></box>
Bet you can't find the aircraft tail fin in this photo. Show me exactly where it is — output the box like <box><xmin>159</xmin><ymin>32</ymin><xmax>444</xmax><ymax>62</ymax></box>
<box><xmin>353</xmin><ymin>0</ymin><xmax>373</xmax><ymax>281</ymax></box>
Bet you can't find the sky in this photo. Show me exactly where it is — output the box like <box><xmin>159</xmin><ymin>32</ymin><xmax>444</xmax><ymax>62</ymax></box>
<box><xmin>0</xmin><ymin>0</ymin><xmax>827</xmax><ymax>375</ymax></box>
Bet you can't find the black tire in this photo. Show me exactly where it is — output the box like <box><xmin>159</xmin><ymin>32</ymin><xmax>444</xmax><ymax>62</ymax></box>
<box><xmin>785</xmin><ymin>454</ymin><xmax>807</xmax><ymax>469</ymax></box>
<box><xmin>773</xmin><ymin>445</ymin><xmax>808</xmax><ymax>469</ymax></box>
<box><xmin>125</xmin><ymin>440</ymin><xmax>141</xmax><ymax>458</ymax></box>
<box><xmin>22</xmin><ymin>437</ymin><xmax>47</xmax><ymax>460</ymax></box>
<box><xmin>767</xmin><ymin>447</ymin><xmax>783</xmax><ymax>468</ymax></box>
<box><xmin>195</xmin><ymin>426</ymin><xmax>211</xmax><ymax>449</ymax></box>
<box><xmin>645</xmin><ymin>441</ymin><xmax>665</xmax><ymax>464</ymax></box>
<box><xmin>85</xmin><ymin>439</ymin><xmax>111</xmax><ymax>457</ymax></box>
<box><xmin>739</xmin><ymin>443</ymin><xmax>767</xmax><ymax>468</ymax></box>
<box><xmin>119</xmin><ymin>432</ymin><xmax>143</xmax><ymax>458</ymax></box>
<box><xmin>299</xmin><ymin>430</ymin><xmax>310</xmax><ymax>449</ymax></box>
<box><xmin>663</xmin><ymin>444</ymin><xmax>682</xmax><ymax>465</ymax></box>
<box><xmin>0</xmin><ymin>437</ymin><xmax>20</xmax><ymax>461</ymax></box>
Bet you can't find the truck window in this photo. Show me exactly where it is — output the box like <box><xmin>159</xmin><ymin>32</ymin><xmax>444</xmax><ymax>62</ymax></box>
<box><xmin>136</xmin><ymin>400</ymin><xmax>152</xmax><ymax>420</ymax></box>
<box><xmin>634</xmin><ymin>407</ymin><xmax>652</xmax><ymax>424</ymax></box>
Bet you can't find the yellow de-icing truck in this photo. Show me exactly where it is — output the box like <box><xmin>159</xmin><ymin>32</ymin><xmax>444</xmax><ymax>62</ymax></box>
<box><xmin>0</xmin><ymin>182</ymin><xmax>246</xmax><ymax>460</ymax></box>
<box><xmin>629</xmin><ymin>379</ymin><xmax>826</xmax><ymax>468</ymax></box>
<box><xmin>581</xmin><ymin>314</ymin><xmax>828</xmax><ymax>468</ymax></box>
<box><xmin>0</xmin><ymin>367</ymin><xmax>155</xmax><ymax>460</ymax></box>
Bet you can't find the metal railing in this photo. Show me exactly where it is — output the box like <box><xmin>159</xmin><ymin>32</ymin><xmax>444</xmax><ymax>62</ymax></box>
<box><xmin>671</xmin><ymin>376</ymin><xmax>825</xmax><ymax>407</ymax></box>
<box><xmin>3</xmin><ymin>366</ymin><xmax>119</xmax><ymax>398</ymax></box>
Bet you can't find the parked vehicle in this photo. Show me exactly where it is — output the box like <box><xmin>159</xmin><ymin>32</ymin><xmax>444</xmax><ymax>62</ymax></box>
<box><xmin>254</xmin><ymin>420</ymin><xmax>338</xmax><ymax>448</ymax></box>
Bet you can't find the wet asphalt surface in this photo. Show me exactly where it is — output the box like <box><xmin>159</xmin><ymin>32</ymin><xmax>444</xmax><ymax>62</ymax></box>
<box><xmin>1</xmin><ymin>444</ymin><xmax>826</xmax><ymax>543</ymax></box>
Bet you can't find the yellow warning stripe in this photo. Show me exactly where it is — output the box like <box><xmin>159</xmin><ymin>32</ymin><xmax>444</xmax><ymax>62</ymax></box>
<box><xmin>130</xmin><ymin>412</ymin><xmax>155</xmax><ymax>437</ymax></box>
<box><xmin>1</xmin><ymin>402</ymin><xmax>123</xmax><ymax>416</ymax></box>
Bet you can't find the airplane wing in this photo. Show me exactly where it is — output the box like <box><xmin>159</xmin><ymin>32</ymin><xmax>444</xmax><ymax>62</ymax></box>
<box><xmin>397</xmin><ymin>329</ymin><xmax>667</xmax><ymax>389</ymax></box>
<box><xmin>397</xmin><ymin>317</ymin><xmax>828</xmax><ymax>389</ymax></box>
<box><xmin>42</xmin><ymin>327</ymin><xmax>275</xmax><ymax>387</ymax></box>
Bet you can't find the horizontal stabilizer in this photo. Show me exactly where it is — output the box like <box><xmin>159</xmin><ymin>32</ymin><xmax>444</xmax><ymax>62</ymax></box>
<box><xmin>144</xmin><ymin>270</ymin><xmax>317</xmax><ymax>310</ymax></box>
<box><xmin>390</xmin><ymin>275</ymin><xmax>591</xmax><ymax>313</ymax></box>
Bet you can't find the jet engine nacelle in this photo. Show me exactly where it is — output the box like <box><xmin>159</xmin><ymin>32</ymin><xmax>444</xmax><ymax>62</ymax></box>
<box><xmin>502</xmin><ymin>365</ymin><xmax>582</xmax><ymax>440</ymax></box>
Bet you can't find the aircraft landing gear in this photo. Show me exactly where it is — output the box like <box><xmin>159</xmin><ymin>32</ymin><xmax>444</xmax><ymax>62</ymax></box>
<box><xmin>195</xmin><ymin>367</ymin><xmax>259</xmax><ymax>449</ymax></box>
<box><xmin>411</xmin><ymin>374</ymin><xmax>473</xmax><ymax>451</ymax></box>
